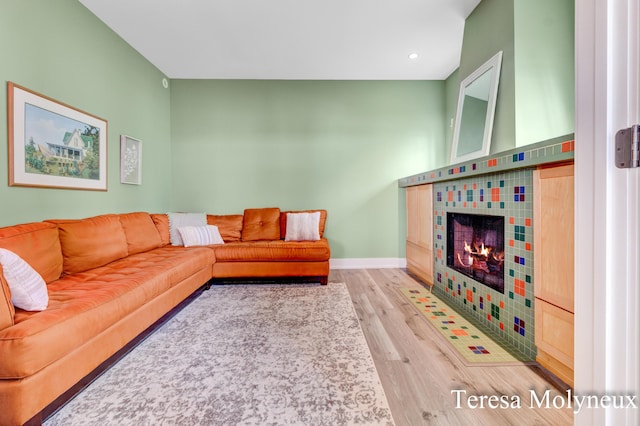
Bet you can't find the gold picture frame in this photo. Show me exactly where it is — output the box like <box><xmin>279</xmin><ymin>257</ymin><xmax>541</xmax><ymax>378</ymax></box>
<box><xmin>7</xmin><ymin>82</ymin><xmax>108</xmax><ymax>191</ymax></box>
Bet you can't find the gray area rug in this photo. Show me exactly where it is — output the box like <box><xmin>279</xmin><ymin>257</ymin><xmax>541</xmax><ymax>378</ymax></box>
<box><xmin>45</xmin><ymin>283</ymin><xmax>395</xmax><ymax>425</ymax></box>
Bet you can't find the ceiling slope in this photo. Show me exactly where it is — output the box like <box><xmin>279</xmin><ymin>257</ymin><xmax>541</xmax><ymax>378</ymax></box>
<box><xmin>79</xmin><ymin>0</ymin><xmax>480</xmax><ymax>80</ymax></box>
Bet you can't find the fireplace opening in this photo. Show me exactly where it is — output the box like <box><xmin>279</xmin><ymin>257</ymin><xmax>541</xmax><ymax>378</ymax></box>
<box><xmin>446</xmin><ymin>212</ymin><xmax>505</xmax><ymax>293</ymax></box>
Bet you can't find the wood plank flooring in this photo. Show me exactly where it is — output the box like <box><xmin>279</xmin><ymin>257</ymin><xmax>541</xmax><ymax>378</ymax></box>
<box><xmin>329</xmin><ymin>268</ymin><xmax>573</xmax><ymax>426</ymax></box>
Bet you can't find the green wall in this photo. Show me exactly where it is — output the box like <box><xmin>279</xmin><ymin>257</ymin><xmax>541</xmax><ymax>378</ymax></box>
<box><xmin>0</xmin><ymin>0</ymin><xmax>172</xmax><ymax>226</ymax></box>
<box><xmin>170</xmin><ymin>80</ymin><xmax>446</xmax><ymax>258</ymax></box>
<box><xmin>444</xmin><ymin>69</ymin><xmax>460</xmax><ymax>160</ymax></box>
<box><xmin>514</xmin><ymin>0</ymin><xmax>574</xmax><ymax>146</ymax></box>
<box><xmin>447</xmin><ymin>0</ymin><xmax>574</xmax><ymax>158</ymax></box>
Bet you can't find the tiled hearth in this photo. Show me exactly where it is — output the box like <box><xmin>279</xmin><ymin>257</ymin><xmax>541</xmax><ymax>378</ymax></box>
<box><xmin>400</xmin><ymin>135</ymin><xmax>575</xmax><ymax>360</ymax></box>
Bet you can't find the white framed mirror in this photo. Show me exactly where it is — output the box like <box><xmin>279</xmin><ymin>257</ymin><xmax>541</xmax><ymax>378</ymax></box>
<box><xmin>450</xmin><ymin>51</ymin><xmax>503</xmax><ymax>164</ymax></box>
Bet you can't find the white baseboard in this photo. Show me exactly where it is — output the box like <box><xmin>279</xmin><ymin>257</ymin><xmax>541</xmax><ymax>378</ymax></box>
<box><xmin>330</xmin><ymin>258</ymin><xmax>407</xmax><ymax>270</ymax></box>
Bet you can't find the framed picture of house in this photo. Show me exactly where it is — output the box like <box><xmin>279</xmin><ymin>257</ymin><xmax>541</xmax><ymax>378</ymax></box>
<box><xmin>120</xmin><ymin>135</ymin><xmax>142</xmax><ymax>185</ymax></box>
<box><xmin>7</xmin><ymin>82</ymin><xmax>108</xmax><ymax>191</ymax></box>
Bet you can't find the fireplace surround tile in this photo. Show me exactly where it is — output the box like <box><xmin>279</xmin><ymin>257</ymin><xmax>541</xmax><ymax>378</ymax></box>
<box><xmin>433</xmin><ymin>169</ymin><xmax>536</xmax><ymax>360</ymax></box>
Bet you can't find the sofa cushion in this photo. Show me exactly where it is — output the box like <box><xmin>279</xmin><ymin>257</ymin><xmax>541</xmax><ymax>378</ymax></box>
<box><xmin>119</xmin><ymin>212</ymin><xmax>163</xmax><ymax>255</ymax></box>
<box><xmin>213</xmin><ymin>239</ymin><xmax>330</xmax><ymax>262</ymax></box>
<box><xmin>178</xmin><ymin>225</ymin><xmax>225</xmax><ymax>247</ymax></box>
<box><xmin>0</xmin><ymin>246</ymin><xmax>214</xmax><ymax>379</ymax></box>
<box><xmin>284</xmin><ymin>212</ymin><xmax>321</xmax><ymax>241</ymax></box>
<box><xmin>0</xmin><ymin>266</ymin><xmax>15</xmax><ymax>331</ymax></box>
<box><xmin>0</xmin><ymin>222</ymin><xmax>63</xmax><ymax>284</ymax></box>
<box><xmin>0</xmin><ymin>249</ymin><xmax>48</xmax><ymax>311</ymax></box>
<box><xmin>47</xmin><ymin>214</ymin><xmax>128</xmax><ymax>275</ymax></box>
<box><xmin>150</xmin><ymin>214</ymin><xmax>171</xmax><ymax>246</ymax></box>
<box><xmin>167</xmin><ymin>213</ymin><xmax>207</xmax><ymax>246</ymax></box>
<box><xmin>241</xmin><ymin>208</ymin><xmax>281</xmax><ymax>241</ymax></box>
<box><xmin>280</xmin><ymin>210</ymin><xmax>327</xmax><ymax>239</ymax></box>
<box><xmin>207</xmin><ymin>215</ymin><xmax>243</xmax><ymax>242</ymax></box>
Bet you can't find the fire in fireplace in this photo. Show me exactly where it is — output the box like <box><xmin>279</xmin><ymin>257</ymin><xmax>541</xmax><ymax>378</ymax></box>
<box><xmin>446</xmin><ymin>212</ymin><xmax>505</xmax><ymax>293</ymax></box>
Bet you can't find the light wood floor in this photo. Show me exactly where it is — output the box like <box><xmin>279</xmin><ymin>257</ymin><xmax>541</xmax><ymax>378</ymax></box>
<box><xmin>329</xmin><ymin>268</ymin><xmax>573</xmax><ymax>426</ymax></box>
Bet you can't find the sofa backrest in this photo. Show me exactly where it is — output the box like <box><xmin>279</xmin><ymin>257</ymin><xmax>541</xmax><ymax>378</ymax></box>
<box><xmin>150</xmin><ymin>214</ymin><xmax>171</xmax><ymax>246</ymax></box>
<box><xmin>241</xmin><ymin>208</ymin><xmax>281</xmax><ymax>241</ymax></box>
<box><xmin>207</xmin><ymin>215</ymin><xmax>243</xmax><ymax>242</ymax></box>
<box><xmin>0</xmin><ymin>222</ymin><xmax>63</xmax><ymax>284</ymax></box>
<box><xmin>211</xmin><ymin>209</ymin><xmax>328</xmax><ymax>241</ymax></box>
<box><xmin>152</xmin><ymin>213</ymin><xmax>245</xmax><ymax>245</ymax></box>
<box><xmin>119</xmin><ymin>212</ymin><xmax>163</xmax><ymax>255</ymax></box>
<box><xmin>46</xmin><ymin>214</ymin><xmax>129</xmax><ymax>275</ymax></box>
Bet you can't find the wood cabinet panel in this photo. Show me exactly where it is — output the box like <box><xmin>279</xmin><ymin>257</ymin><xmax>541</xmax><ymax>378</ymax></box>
<box><xmin>406</xmin><ymin>241</ymin><xmax>433</xmax><ymax>285</ymax></box>
<box><xmin>533</xmin><ymin>164</ymin><xmax>574</xmax><ymax>312</ymax></box>
<box><xmin>406</xmin><ymin>186</ymin><xmax>419</xmax><ymax>244</ymax></box>
<box><xmin>533</xmin><ymin>163</ymin><xmax>574</xmax><ymax>387</ymax></box>
<box><xmin>406</xmin><ymin>185</ymin><xmax>432</xmax><ymax>248</ymax></box>
<box><xmin>406</xmin><ymin>184</ymin><xmax>433</xmax><ymax>285</ymax></box>
<box><xmin>535</xmin><ymin>298</ymin><xmax>574</xmax><ymax>387</ymax></box>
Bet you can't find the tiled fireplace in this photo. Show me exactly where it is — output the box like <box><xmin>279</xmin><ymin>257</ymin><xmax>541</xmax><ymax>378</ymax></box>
<box><xmin>433</xmin><ymin>169</ymin><xmax>535</xmax><ymax>358</ymax></box>
<box><xmin>400</xmin><ymin>136</ymin><xmax>574</xmax><ymax>360</ymax></box>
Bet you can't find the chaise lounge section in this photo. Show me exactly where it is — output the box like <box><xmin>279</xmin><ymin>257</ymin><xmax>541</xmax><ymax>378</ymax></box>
<box><xmin>0</xmin><ymin>208</ymin><xmax>329</xmax><ymax>425</ymax></box>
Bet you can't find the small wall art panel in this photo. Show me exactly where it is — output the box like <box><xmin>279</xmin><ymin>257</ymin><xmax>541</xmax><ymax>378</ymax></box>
<box><xmin>120</xmin><ymin>135</ymin><xmax>142</xmax><ymax>185</ymax></box>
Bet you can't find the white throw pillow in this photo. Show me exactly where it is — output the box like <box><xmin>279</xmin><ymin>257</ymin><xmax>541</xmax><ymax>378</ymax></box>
<box><xmin>178</xmin><ymin>225</ymin><xmax>225</xmax><ymax>247</ymax></box>
<box><xmin>167</xmin><ymin>212</ymin><xmax>207</xmax><ymax>246</ymax></box>
<box><xmin>285</xmin><ymin>212</ymin><xmax>321</xmax><ymax>241</ymax></box>
<box><xmin>0</xmin><ymin>248</ymin><xmax>48</xmax><ymax>311</ymax></box>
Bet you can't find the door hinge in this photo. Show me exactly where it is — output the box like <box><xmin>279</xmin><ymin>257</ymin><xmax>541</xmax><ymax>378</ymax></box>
<box><xmin>615</xmin><ymin>124</ymin><xmax>640</xmax><ymax>168</ymax></box>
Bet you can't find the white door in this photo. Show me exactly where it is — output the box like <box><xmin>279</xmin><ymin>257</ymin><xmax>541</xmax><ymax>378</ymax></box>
<box><xmin>575</xmin><ymin>0</ymin><xmax>639</xmax><ymax>424</ymax></box>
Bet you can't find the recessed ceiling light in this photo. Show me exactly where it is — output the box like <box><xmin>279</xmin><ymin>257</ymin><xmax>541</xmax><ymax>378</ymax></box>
<box><xmin>408</xmin><ymin>53</ymin><xmax>419</xmax><ymax>60</ymax></box>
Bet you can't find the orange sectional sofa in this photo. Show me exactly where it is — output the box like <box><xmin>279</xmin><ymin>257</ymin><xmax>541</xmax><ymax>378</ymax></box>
<box><xmin>0</xmin><ymin>208</ymin><xmax>330</xmax><ymax>425</ymax></box>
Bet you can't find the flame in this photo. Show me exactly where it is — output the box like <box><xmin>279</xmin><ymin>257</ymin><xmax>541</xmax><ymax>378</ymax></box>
<box><xmin>464</xmin><ymin>241</ymin><xmax>491</xmax><ymax>257</ymax></box>
<box><xmin>457</xmin><ymin>240</ymin><xmax>504</xmax><ymax>274</ymax></box>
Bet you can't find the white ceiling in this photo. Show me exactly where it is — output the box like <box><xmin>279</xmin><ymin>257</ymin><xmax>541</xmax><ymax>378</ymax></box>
<box><xmin>79</xmin><ymin>0</ymin><xmax>480</xmax><ymax>80</ymax></box>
